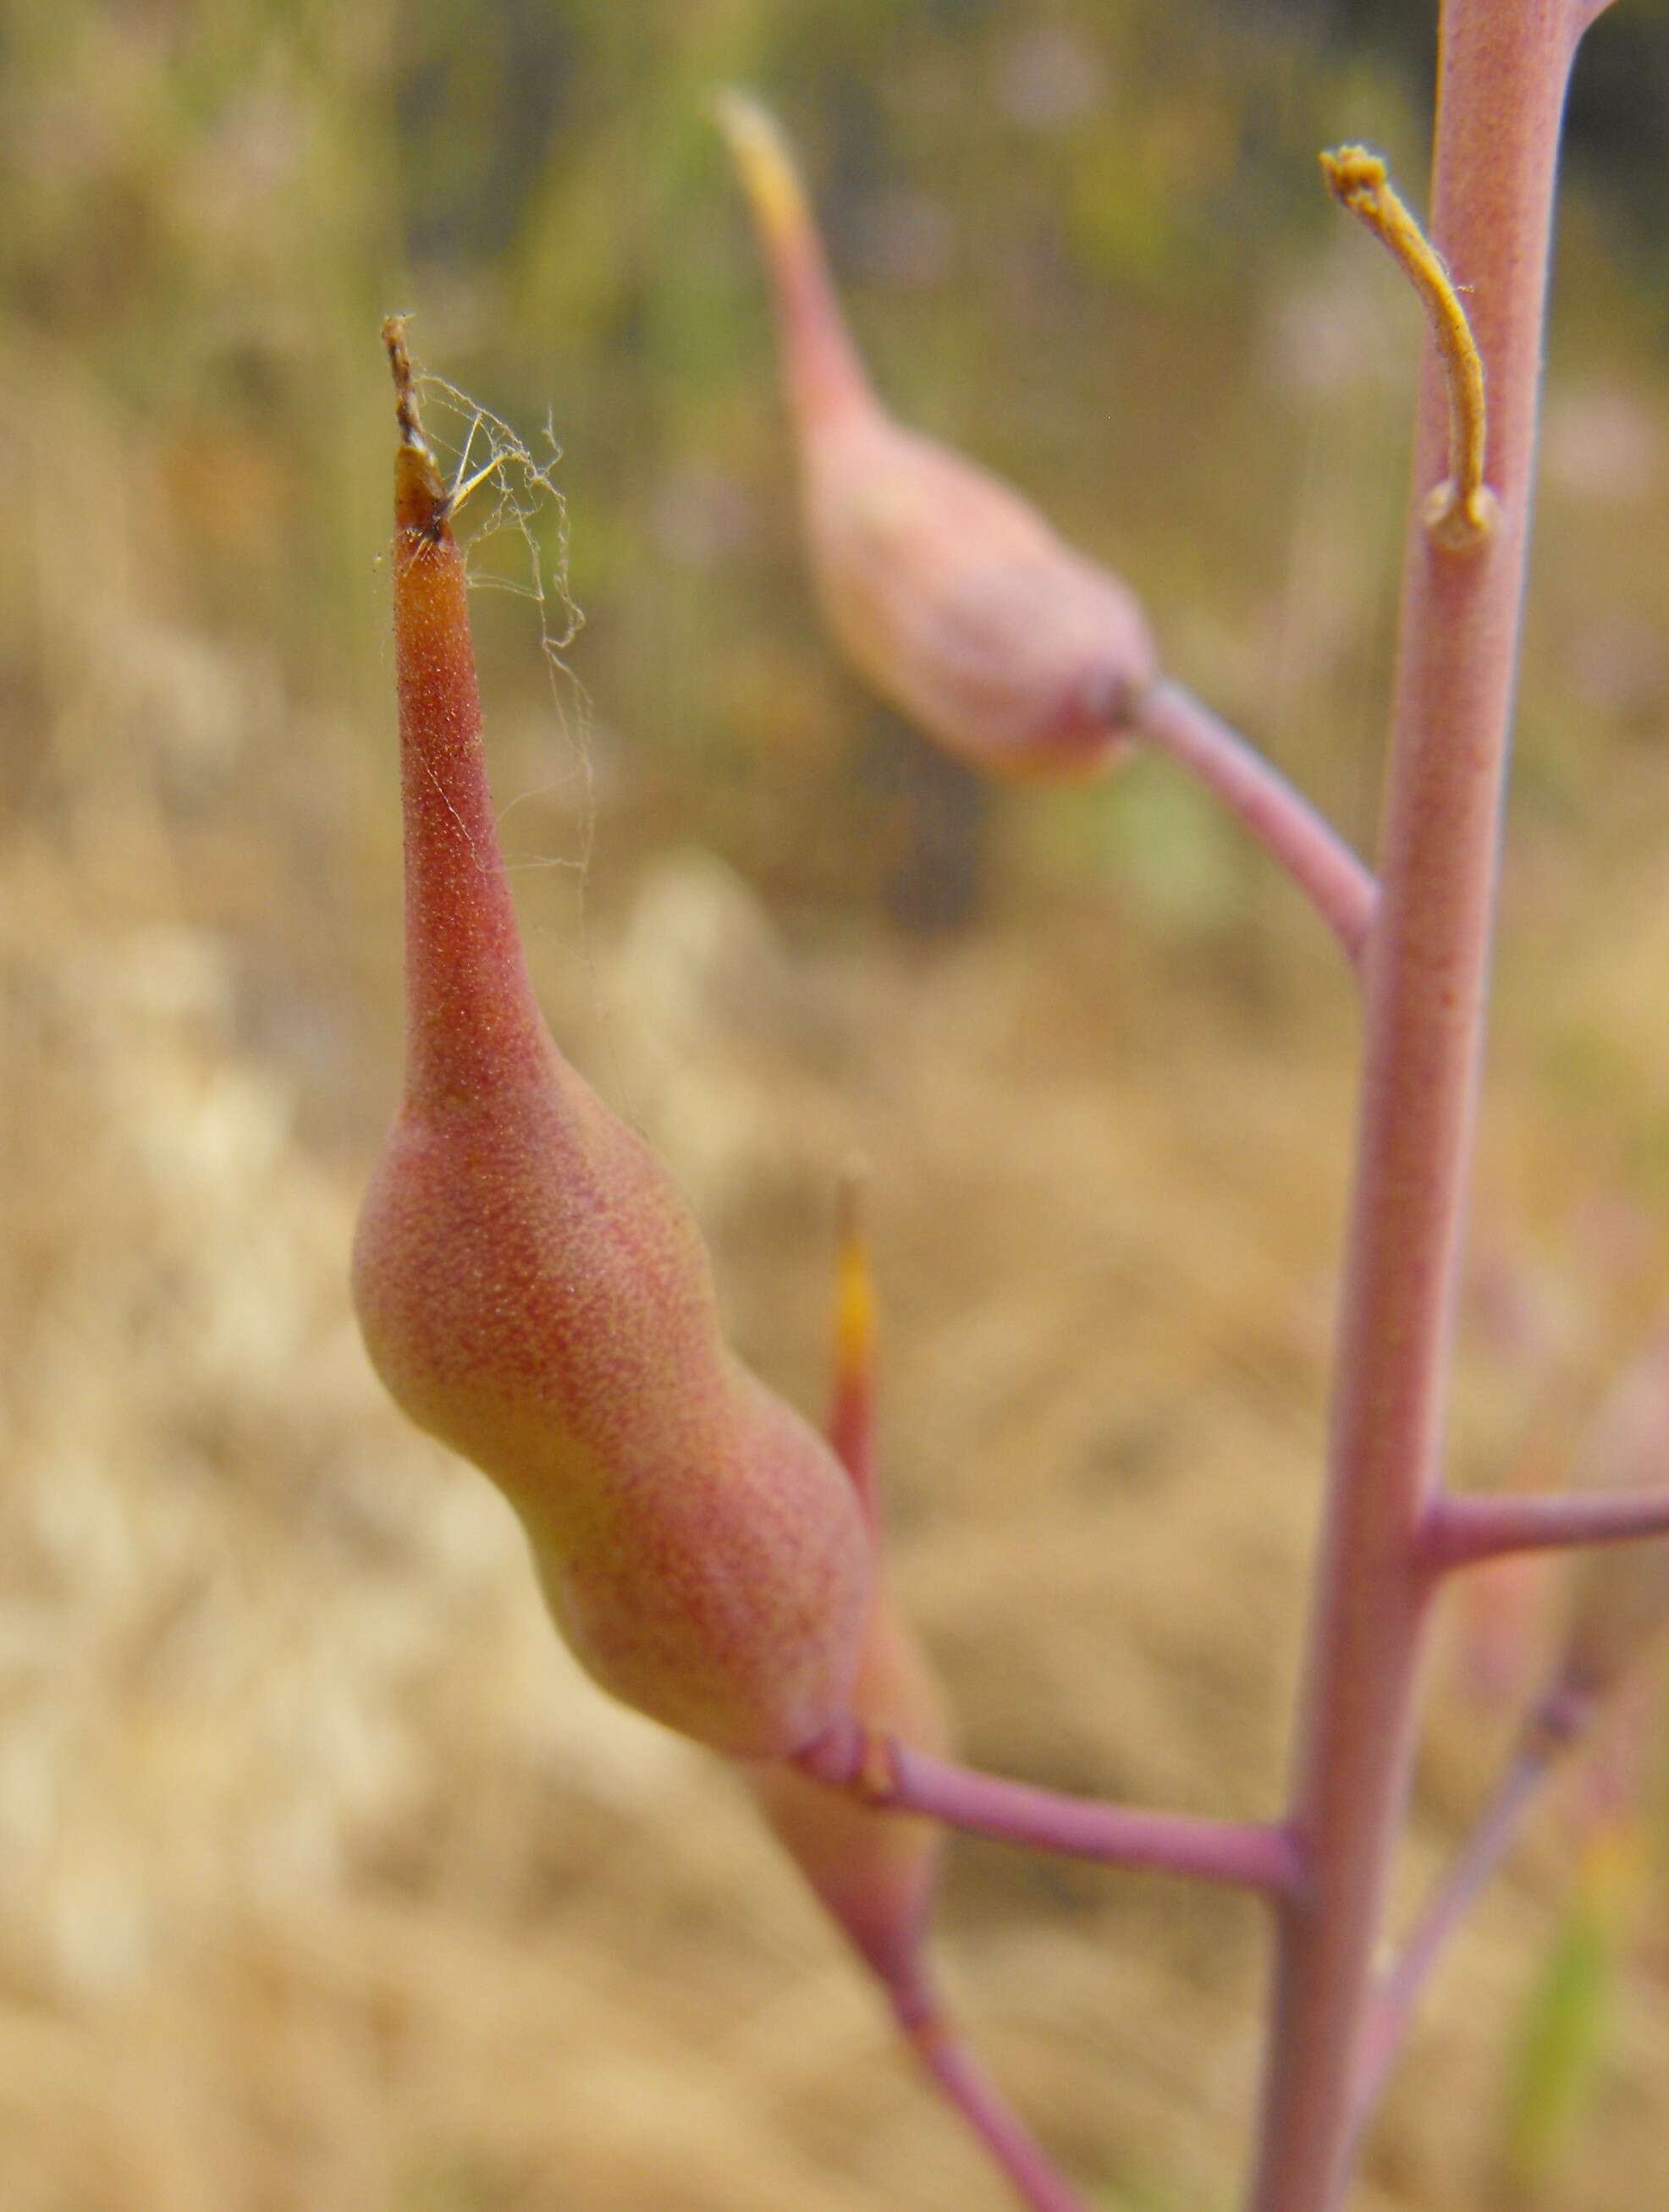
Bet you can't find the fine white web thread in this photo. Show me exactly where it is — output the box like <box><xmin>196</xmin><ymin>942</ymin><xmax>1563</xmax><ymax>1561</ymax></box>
<box><xmin>413</xmin><ymin>370</ymin><xmax>595</xmax><ymax>896</ymax></box>
<box><xmin>405</xmin><ymin>365</ymin><xmax>636</xmax><ymax>1116</ymax></box>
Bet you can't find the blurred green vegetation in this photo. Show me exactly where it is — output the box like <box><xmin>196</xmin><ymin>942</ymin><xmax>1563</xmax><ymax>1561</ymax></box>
<box><xmin>1</xmin><ymin>0</ymin><xmax>1423</xmax><ymax>971</ymax></box>
<box><xmin>5</xmin><ymin>0</ymin><xmax>1666</xmax><ymax>998</ymax></box>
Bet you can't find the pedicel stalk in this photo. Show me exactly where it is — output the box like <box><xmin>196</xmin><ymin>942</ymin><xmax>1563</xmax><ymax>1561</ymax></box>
<box><xmin>353</xmin><ymin>4</ymin><xmax>1669</xmax><ymax>2206</ymax></box>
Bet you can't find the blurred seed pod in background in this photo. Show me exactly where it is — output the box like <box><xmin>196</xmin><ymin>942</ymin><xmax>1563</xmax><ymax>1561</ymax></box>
<box><xmin>719</xmin><ymin>91</ymin><xmax>1158</xmax><ymax>784</ymax></box>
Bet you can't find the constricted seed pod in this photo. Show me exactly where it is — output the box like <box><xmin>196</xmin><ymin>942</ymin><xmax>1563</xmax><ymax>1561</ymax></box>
<box><xmin>718</xmin><ymin>91</ymin><xmax>1158</xmax><ymax>783</ymax></box>
<box><xmin>352</xmin><ymin>323</ymin><xmax>872</xmax><ymax>1760</ymax></box>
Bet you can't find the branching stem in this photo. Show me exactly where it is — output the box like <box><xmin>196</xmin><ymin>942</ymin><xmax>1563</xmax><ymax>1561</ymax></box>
<box><xmin>1349</xmin><ymin>1683</ymin><xmax>1593</xmax><ymax>2139</ymax></box>
<box><xmin>795</xmin><ymin>1726</ymin><xmax>1303</xmax><ymax>1897</ymax></box>
<box><xmin>1423</xmin><ymin>1486</ymin><xmax>1669</xmax><ymax>1567</ymax></box>
<box><xmin>1248</xmin><ymin>12</ymin><xmax>1578</xmax><ymax>2209</ymax></box>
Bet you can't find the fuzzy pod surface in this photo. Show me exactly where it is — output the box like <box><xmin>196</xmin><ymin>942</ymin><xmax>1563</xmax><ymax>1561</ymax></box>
<box><xmin>352</xmin><ymin>335</ymin><xmax>873</xmax><ymax>1761</ymax></box>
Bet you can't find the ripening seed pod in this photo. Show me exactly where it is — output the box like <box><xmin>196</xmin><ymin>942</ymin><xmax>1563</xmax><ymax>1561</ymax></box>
<box><xmin>1555</xmin><ymin>1339</ymin><xmax>1669</xmax><ymax>1701</ymax></box>
<box><xmin>352</xmin><ymin>323</ymin><xmax>872</xmax><ymax>1760</ymax></box>
<box><xmin>717</xmin><ymin>91</ymin><xmax>1158</xmax><ymax>783</ymax></box>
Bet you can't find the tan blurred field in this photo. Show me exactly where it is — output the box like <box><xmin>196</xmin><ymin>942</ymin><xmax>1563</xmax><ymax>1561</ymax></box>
<box><xmin>6</xmin><ymin>4</ymin><xmax>1669</xmax><ymax>2209</ymax></box>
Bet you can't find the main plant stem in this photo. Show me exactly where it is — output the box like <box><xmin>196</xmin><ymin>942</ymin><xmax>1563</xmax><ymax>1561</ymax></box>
<box><xmin>1246</xmin><ymin>8</ymin><xmax>1580</xmax><ymax>2208</ymax></box>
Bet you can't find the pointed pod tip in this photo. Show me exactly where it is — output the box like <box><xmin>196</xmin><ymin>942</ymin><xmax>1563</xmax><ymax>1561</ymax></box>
<box><xmin>833</xmin><ymin>1158</ymin><xmax>877</xmax><ymax>1388</ymax></box>
<box><xmin>394</xmin><ymin>443</ymin><xmax>449</xmax><ymax>538</ymax></box>
<box><xmin>383</xmin><ymin>316</ymin><xmax>428</xmax><ymax>447</ymax></box>
<box><xmin>383</xmin><ymin>316</ymin><xmax>448</xmax><ymax>535</ymax></box>
<box><xmin>711</xmin><ymin>85</ymin><xmax>773</xmax><ymax>153</ymax></box>
<box><xmin>713</xmin><ymin>85</ymin><xmax>808</xmax><ymax>248</ymax></box>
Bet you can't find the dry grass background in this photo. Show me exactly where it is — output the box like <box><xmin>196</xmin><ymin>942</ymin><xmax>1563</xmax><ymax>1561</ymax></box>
<box><xmin>6</xmin><ymin>3</ymin><xmax>1669</xmax><ymax>2208</ymax></box>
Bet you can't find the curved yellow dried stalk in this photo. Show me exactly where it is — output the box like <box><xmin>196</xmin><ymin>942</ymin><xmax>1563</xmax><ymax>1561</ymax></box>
<box><xmin>1321</xmin><ymin>144</ymin><xmax>1497</xmax><ymax>548</ymax></box>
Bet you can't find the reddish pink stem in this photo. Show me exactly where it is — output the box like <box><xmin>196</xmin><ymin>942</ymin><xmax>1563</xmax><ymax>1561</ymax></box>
<box><xmin>796</xmin><ymin>1728</ymin><xmax>1302</xmax><ymax>1896</ymax></box>
<box><xmin>893</xmin><ymin>1985</ymin><xmax>1092</xmax><ymax>2212</ymax></box>
<box><xmin>1245</xmin><ymin>9</ymin><xmax>1582</xmax><ymax>2209</ymax></box>
<box><xmin>1132</xmin><ymin>681</ymin><xmax>1378</xmax><ymax>966</ymax></box>
<box><xmin>1348</xmin><ymin>1690</ymin><xmax>1590</xmax><ymax>2143</ymax></box>
<box><xmin>1347</xmin><ymin>1747</ymin><xmax>1551</xmax><ymax>2153</ymax></box>
<box><xmin>1422</xmin><ymin>1485</ymin><xmax>1669</xmax><ymax>1566</ymax></box>
<box><xmin>917</xmin><ymin>2041</ymin><xmax>1085</xmax><ymax>2212</ymax></box>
